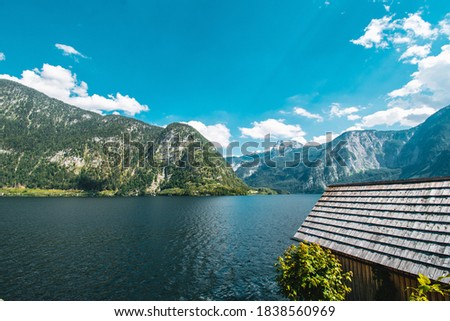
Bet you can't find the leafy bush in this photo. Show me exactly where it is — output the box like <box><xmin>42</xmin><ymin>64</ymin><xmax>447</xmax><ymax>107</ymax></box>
<box><xmin>275</xmin><ymin>242</ymin><xmax>352</xmax><ymax>301</ymax></box>
<box><xmin>409</xmin><ymin>274</ymin><xmax>450</xmax><ymax>301</ymax></box>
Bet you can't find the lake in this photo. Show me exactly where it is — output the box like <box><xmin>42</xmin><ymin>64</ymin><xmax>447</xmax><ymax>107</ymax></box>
<box><xmin>0</xmin><ymin>194</ymin><xmax>319</xmax><ymax>300</ymax></box>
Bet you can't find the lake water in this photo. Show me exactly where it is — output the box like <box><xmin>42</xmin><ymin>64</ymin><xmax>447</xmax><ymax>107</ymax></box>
<box><xmin>0</xmin><ymin>195</ymin><xmax>319</xmax><ymax>300</ymax></box>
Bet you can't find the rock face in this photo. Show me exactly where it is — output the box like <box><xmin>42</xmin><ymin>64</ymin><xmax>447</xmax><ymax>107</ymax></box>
<box><xmin>0</xmin><ymin>79</ymin><xmax>248</xmax><ymax>196</ymax></box>
<box><xmin>397</xmin><ymin>105</ymin><xmax>450</xmax><ymax>178</ymax></box>
<box><xmin>229</xmin><ymin>106</ymin><xmax>450</xmax><ymax>193</ymax></box>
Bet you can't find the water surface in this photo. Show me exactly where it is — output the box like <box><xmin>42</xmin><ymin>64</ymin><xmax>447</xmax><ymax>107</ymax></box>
<box><xmin>0</xmin><ymin>195</ymin><xmax>319</xmax><ymax>300</ymax></box>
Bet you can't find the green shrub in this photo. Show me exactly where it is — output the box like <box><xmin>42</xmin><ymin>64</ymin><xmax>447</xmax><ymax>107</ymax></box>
<box><xmin>275</xmin><ymin>242</ymin><xmax>352</xmax><ymax>301</ymax></box>
<box><xmin>409</xmin><ymin>274</ymin><xmax>450</xmax><ymax>301</ymax></box>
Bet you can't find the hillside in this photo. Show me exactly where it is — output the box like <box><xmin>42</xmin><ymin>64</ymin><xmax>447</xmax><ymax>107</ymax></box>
<box><xmin>398</xmin><ymin>105</ymin><xmax>450</xmax><ymax>178</ymax></box>
<box><xmin>0</xmin><ymin>79</ymin><xmax>249</xmax><ymax>196</ymax></box>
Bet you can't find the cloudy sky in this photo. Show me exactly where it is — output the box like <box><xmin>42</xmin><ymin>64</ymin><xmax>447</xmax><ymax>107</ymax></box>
<box><xmin>1</xmin><ymin>0</ymin><xmax>449</xmax><ymax>148</ymax></box>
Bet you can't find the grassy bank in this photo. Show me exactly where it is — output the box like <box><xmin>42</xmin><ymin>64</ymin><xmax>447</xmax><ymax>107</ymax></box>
<box><xmin>1</xmin><ymin>188</ymin><xmax>95</xmax><ymax>197</ymax></box>
<box><xmin>0</xmin><ymin>187</ymin><xmax>280</xmax><ymax>197</ymax></box>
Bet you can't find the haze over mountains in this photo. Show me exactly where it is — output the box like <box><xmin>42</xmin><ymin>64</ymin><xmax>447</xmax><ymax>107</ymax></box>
<box><xmin>1</xmin><ymin>79</ymin><xmax>449</xmax><ymax>195</ymax></box>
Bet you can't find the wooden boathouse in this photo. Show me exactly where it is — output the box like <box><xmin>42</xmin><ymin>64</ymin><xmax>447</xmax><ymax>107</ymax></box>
<box><xmin>293</xmin><ymin>177</ymin><xmax>450</xmax><ymax>301</ymax></box>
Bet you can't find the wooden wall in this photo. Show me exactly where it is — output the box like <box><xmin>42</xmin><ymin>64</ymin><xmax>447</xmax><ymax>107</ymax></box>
<box><xmin>335</xmin><ymin>252</ymin><xmax>449</xmax><ymax>301</ymax></box>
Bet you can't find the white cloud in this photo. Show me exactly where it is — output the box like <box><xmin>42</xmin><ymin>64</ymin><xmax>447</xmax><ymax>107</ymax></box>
<box><xmin>401</xmin><ymin>13</ymin><xmax>438</xmax><ymax>39</ymax></box>
<box><xmin>329</xmin><ymin>103</ymin><xmax>360</xmax><ymax>118</ymax></box>
<box><xmin>185</xmin><ymin>121</ymin><xmax>231</xmax><ymax>147</ymax></box>
<box><xmin>343</xmin><ymin>106</ymin><xmax>434</xmax><ymax>133</ymax></box>
<box><xmin>293</xmin><ymin>107</ymin><xmax>323</xmax><ymax>121</ymax></box>
<box><xmin>240</xmin><ymin>119</ymin><xmax>307</xmax><ymax>144</ymax></box>
<box><xmin>55</xmin><ymin>43</ymin><xmax>87</xmax><ymax>59</ymax></box>
<box><xmin>347</xmin><ymin>114</ymin><xmax>361</xmax><ymax>121</ymax></box>
<box><xmin>399</xmin><ymin>44</ymin><xmax>431</xmax><ymax>64</ymax></box>
<box><xmin>392</xmin><ymin>36</ymin><xmax>412</xmax><ymax>45</ymax></box>
<box><xmin>351</xmin><ymin>16</ymin><xmax>393</xmax><ymax>49</ymax></box>
<box><xmin>344</xmin><ymin>124</ymin><xmax>364</xmax><ymax>132</ymax></box>
<box><xmin>439</xmin><ymin>14</ymin><xmax>450</xmax><ymax>39</ymax></box>
<box><xmin>0</xmin><ymin>63</ymin><xmax>149</xmax><ymax>116</ymax></box>
<box><xmin>0</xmin><ymin>52</ymin><xmax>5</xmax><ymax>61</ymax></box>
<box><xmin>389</xmin><ymin>45</ymin><xmax>450</xmax><ymax>108</ymax></box>
<box><xmin>358</xmin><ymin>106</ymin><xmax>435</xmax><ymax>128</ymax></box>
<box><xmin>351</xmin><ymin>12</ymin><xmax>438</xmax><ymax>52</ymax></box>
<box><xmin>312</xmin><ymin>133</ymin><xmax>335</xmax><ymax>145</ymax></box>
<box><xmin>383</xmin><ymin>5</ymin><xmax>390</xmax><ymax>13</ymax></box>
<box><xmin>351</xmin><ymin>11</ymin><xmax>449</xmax><ymax>122</ymax></box>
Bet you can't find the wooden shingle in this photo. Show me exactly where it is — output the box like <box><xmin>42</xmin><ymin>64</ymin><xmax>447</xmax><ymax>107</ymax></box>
<box><xmin>293</xmin><ymin>177</ymin><xmax>450</xmax><ymax>283</ymax></box>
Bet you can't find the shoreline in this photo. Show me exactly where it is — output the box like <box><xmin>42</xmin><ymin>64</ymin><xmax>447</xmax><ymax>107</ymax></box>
<box><xmin>0</xmin><ymin>187</ymin><xmax>283</xmax><ymax>197</ymax></box>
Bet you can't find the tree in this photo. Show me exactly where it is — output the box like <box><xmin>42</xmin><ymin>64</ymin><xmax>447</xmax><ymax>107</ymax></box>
<box><xmin>409</xmin><ymin>274</ymin><xmax>450</xmax><ymax>301</ymax></box>
<box><xmin>275</xmin><ymin>242</ymin><xmax>352</xmax><ymax>301</ymax></box>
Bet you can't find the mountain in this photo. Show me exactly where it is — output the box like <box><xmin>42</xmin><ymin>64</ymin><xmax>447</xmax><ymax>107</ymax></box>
<box><xmin>229</xmin><ymin>106</ymin><xmax>450</xmax><ymax>193</ymax></box>
<box><xmin>2</xmin><ymin>78</ymin><xmax>448</xmax><ymax>196</ymax></box>
<box><xmin>398</xmin><ymin>105</ymin><xmax>450</xmax><ymax>177</ymax></box>
<box><xmin>0</xmin><ymin>79</ymin><xmax>249</xmax><ymax>196</ymax></box>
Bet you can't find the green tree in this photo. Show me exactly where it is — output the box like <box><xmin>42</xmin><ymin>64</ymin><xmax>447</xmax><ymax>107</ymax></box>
<box><xmin>275</xmin><ymin>242</ymin><xmax>352</xmax><ymax>301</ymax></box>
<box><xmin>409</xmin><ymin>274</ymin><xmax>450</xmax><ymax>301</ymax></box>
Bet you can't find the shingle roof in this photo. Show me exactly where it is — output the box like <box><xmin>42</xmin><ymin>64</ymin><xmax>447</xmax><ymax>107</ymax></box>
<box><xmin>293</xmin><ymin>177</ymin><xmax>450</xmax><ymax>282</ymax></box>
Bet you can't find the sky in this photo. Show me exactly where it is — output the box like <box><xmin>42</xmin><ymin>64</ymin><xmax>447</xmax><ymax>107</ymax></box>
<box><xmin>1</xmin><ymin>0</ymin><xmax>450</xmax><ymax>150</ymax></box>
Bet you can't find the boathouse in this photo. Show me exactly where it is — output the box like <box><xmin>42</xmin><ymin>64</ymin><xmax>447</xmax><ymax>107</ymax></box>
<box><xmin>293</xmin><ymin>177</ymin><xmax>450</xmax><ymax>301</ymax></box>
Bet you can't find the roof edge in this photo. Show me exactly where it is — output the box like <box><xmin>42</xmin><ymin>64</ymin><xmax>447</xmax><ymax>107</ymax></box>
<box><xmin>328</xmin><ymin>176</ymin><xmax>450</xmax><ymax>188</ymax></box>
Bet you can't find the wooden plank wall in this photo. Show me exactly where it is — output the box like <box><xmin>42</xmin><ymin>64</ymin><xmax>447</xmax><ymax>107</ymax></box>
<box><xmin>336</xmin><ymin>253</ymin><xmax>449</xmax><ymax>301</ymax></box>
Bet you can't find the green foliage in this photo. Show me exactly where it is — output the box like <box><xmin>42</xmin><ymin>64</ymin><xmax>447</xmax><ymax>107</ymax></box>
<box><xmin>251</xmin><ymin>187</ymin><xmax>280</xmax><ymax>195</ymax></box>
<box><xmin>0</xmin><ymin>187</ymin><xmax>88</xmax><ymax>197</ymax></box>
<box><xmin>409</xmin><ymin>273</ymin><xmax>450</xmax><ymax>301</ymax></box>
<box><xmin>77</xmin><ymin>170</ymin><xmax>106</xmax><ymax>191</ymax></box>
<box><xmin>0</xmin><ymin>79</ymin><xmax>249</xmax><ymax>196</ymax></box>
<box><xmin>275</xmin><ymin>242</ymin><xmax>352</xmax><ymax>301</ymax></box>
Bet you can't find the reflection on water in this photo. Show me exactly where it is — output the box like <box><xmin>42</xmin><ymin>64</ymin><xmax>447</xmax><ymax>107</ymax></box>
<box><xmin>0</xmin><ymin>195</ymin><xmax>319</xmax><ymax>300</ymax></box>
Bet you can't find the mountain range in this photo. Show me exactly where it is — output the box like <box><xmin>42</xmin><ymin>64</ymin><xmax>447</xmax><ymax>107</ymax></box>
<box><xmin>230</xmin><ymin>105</ymin><xmax>450</xmax><ymax>193</ymax></box>
<box><xmin>1</xmin><ymin>78</ymin><xmax>449</xmax><ymax>195</ymax></box>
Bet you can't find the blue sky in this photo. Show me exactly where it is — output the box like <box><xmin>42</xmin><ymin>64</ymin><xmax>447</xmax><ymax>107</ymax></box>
<box><xmin>1</xmin><ymin>0</ymin><xmax>450</xmax><ymax>148</ymax></box>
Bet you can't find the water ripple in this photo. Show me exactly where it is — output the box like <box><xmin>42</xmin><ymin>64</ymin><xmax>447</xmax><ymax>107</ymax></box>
<box><xmin>0</xmin><ymin>195</ymin><xmax>319</xmax><ymax>300</ymax></box>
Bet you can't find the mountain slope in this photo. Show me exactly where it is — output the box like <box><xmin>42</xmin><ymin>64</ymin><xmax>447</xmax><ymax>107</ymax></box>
<box><xmin>0</xmin><ymin>79</ymin><xmax>248</xmax><ymax>196</ymax></box>
<box><xmin>230</xmin><ymin>106</ymin><xmax>450</xmax><ymax>193</ymax></box>
<box><xmin>232</xmin><ymin>129</ymin><xmax>413</xmax><ymax>193</ymax></box>
<box><xmin>398</xmin><ymin>105</ymin><xmax>450</xmax><ymax>177</ymax></box>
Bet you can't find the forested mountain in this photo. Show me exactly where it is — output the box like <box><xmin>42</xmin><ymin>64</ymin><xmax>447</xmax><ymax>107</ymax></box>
<box><xmin>229</xmin><ymin>106</ymin><xmax>450</xmax><ymax>193</ymax></box>
<box><xmin>0</xmin><ymin>79</ymin><xmax>248</xmax><ymax>196</ymax></box>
